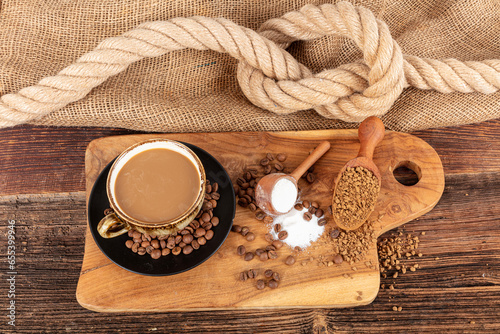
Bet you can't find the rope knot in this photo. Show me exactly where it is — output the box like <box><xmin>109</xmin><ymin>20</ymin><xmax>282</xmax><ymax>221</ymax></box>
<box><xmin>236</xmin><ymin>2</ymin><xmax>405</xmax><ymax>122</ymax></box>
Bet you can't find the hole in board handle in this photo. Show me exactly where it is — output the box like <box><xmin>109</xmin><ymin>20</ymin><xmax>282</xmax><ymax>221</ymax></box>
<box><xmin>393</xmin><ymin>161</ymin><xmax>421</xmax><ymax>186</ymax></box>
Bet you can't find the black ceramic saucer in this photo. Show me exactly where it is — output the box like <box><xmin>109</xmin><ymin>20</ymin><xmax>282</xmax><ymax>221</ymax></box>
<box><xmin>87</xmin><ymin>143</ymin><xmax>235</xmax><ymax>276</ymax></box>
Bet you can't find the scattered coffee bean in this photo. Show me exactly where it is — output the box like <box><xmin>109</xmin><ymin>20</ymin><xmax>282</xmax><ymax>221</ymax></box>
<box><xmin>276</xmin><ymin>153</ymin><xmax>287</xmax><ymax>162</ymax></box>
<box><xmin>162</xmin><ymin>248</ymin><xmax>170</xmax><ymax>256</ymax></box>
<box><xmin>195</xmin><ymin>228</ymin><xmax>206</xmax><ymax>237</ymax></box>
<box><xmin>264</xmin><ymin>269</ymin><xmax>273</xmax><ymax>278</ymax></box>
<box><xmin>274</xmin><ymin>162</ymin><xmax>284</xmax><ymax>171</ymax></box>
<box><xmin>237</xmin><ymin>245</ymin><xmax>246</xmax><ymax>256</ymax></box>
<box><xmin>238</xmin><ymin>198</ymin><xmax>248</xmax><ymax>207</ymax></box>
<box><xmin>278</xmin><ymin>230</ymin><xmax>288</xmax><ymax>240</ymax></box>
<box><xmin>256</xmin><ymin>280</ymin><xmax>266</xmax><ymax>290</ymax></box>
<box><xmin>330</xmin><ymin>229</ymin><xmax>340</xmax><ymax>239</ymax></box>
<box><xmin>201</xmin><ymin>212</ymin><xmax>211</xmax><ymax>223</ymax></box>
<box><xmin>247</xmin><ymin>269</ymin><xmax>258</xmax><ymax>279</ymax></box>
<box><xmin>239</xmin><ymin>271</ymin><xmax>248</xmax><ymax>281</ymax></box>
<box><xmin>191</xmin><ymin>240</ymin><xmax>200</xmax><ymax>250</ymax></box>
<box><xmin>131</xmin><ymin>242</ymin><xmax>139</xmax><ymax>253</ymax></box>
<box><xmin>260</xmin><ymin>158</ymin><xmax>270</xmax><ymax>166</ymax></box>
<box><xmin>318</xmin><ymin>218</ymin><xmax>327</xmax><ymax>226</ymax></box>
<box><xmin>205</xmin><ymin>230</ymin><xmax>214</xmax><ymax>240</ymax></box>
<box><xmin>255</xmin><ymin>211</ymin><xmax>266</xmax><ymax>220</ymax></box>
<box><xmin>248</xmin><ymin>203</ymin><xmax>257</xmax><ymax>211</ymax></box>
<box><xmin>272</xmin><ymin>240</ymin><xmax>284</xmax><ymax>249</ymax></box>
<box><xmin>172</xmin><ymin>246</ymin><xmax>182</xmax><ymax>256</ymax></box>
<box><xmin>244</xmin><ymin>252</ymin><xmax>254</xmax><ymax>261</ymax></box>
<box><xmin>212</xmin><ymin>183</ymin><xmax>219</xmax><ymax>192</ymax></box>
<box><xmin>146</xmin><ymin>246</ymin><xmax>154</xmax><ymax>254</ymax></box>
<box><xmin>127</xmin><ymin>230</ymin><xmax>134</xmax><ymax>238</ymax></box>
<box><xmin>151</xmin><ymin>249</ymin><xmax>161</xmax><ymax>259</ymax></box>
<box><xmin>132</xmin><ymin>231</ymin><xmax>142</xmax><ymax>239</ymax></box>
<box><xmin>232</xmin><ymin>224</ymin><xmax>242</xmax><ymax>233</ymax></box>
<box><xmin>255</xmin><ymin>248</ymin><xmax>265</xmax><ymax>256</ymax></box>
<box><xmin>294</xmin><ymin>246</ymin><xmax>302</xmax><ymax>252</ymax></box>
<box><xmin>333</xmin><ymin>254</ymin><xmax>343</xmax><ymax>264</ymax></box>
<box><xmin>245</xmin><ymin>232</ymin><xmax>255</xmax><ymax>241</ymax></box>
<box><xmin>303</xmin><ymin>200</ymin><xmax>310</xmax><ymax>209</ymax></box>
<box><xmin>272</xmin><ymin>272</ymin><xmax>281</xmax><ymax>281</ymax></box>
<box><xmin>285</xmin><ymin>255</ymin><xmax>296</xmax><ymax>265</ymax></box>
<box><xmin>259</xmin><ymin>252</ymin><xmax>269</xmax><ymax>261</ymax></box>
<box><xmin>264</xmin><ymin>233</ymin><xmax>274</xmax><ymax>243</ymax></box>
<box><xmin>306</xmin><ymin>173</ymin><xmax>316</xmax><ymax>183</ymax></box>
<box><xmin>198</xmin><ymin>236</ymin><xmax>207</xmax><ymax>245</ymax></box>
<box><xmin>294</xmin><ymin>203</ymin><xmax>304</xmax><ymax>211</ymax></box>
<box><xmin>274</xmin><ymin>224</ymin><xmax>282</xmax><ymax>233</ymax></box>
<box><xmin>182</xmin><ymin>245</ymin><xmax>194</xmax><ymax>255</ymax></box>
<box><xmin>125</xmin><ymin>240</ymin><xmax>134</xmax><ymax>249</ymax></box>
<box><xmin>304</xmin><ymin>212</ymin><xmax>313</xmax><ymax>221</ymax></box>
<box><xmin>264</xmin><ymin>165</ymin><xmax>272</xmax><ymax>174</ymax></box>
<box><xmin>263</xmin><ymin>216</ymin><xmax>273</xmax><ymax>224</ymax></box>
<box><xmin>268</xmin><ymin>279</ymin><xmax>279</xmax><ymax>289</ymax></box>
<box><xmin>151</xmin><ymin>239</ymin><xmax>160</xmax><ymax>249</ymax></box>
<box><xmin>308</xmin><ymin>206</ymin><xmax>317</xmax><ymax>215</ymax></box>
<box><xmin>265</xmin><ymin>245</ymin><xmax>276</xmax><ymax>252</ymax></box>
<box><xmin>315</xmin><ymin>208</ymin><xmax>324</xmax><ymax>218</ymax></box>
<box><xmin>244</xmin><ymin>171</ymin><xmax>252</xmax><ymax>181</ymax></box>
<box><xmin>202</xmin><ymin>222</ymin><xmax>213</xmax><ymax>230</ymax></box>
<box><xmin>268</xmin><ymin>250</ymin><xmax>278</xmax><ymax>259</ymax></box>
<box><xmin>138</xmin><ymin>247</ymin><xmax>147</xmax><ymax>256</ymax></box>
<box><xmin>167</xmin><ymin>236</ymin><xmax>175</xmax><ymax>249</ymax></box>
<box><xmin>141</xmin><ymin>241</ymin><xmax>150</xmax><ymax>248</ymax></box>
<box><xmin>175</xmin><ymin>235</ymin><xmax>182</xmax><ymax>244</ymax></box>
<box><xmin>240</xmin><ymin>226</ymin><xmax>250</xmax><ymax>236</ymax></box>
<box><xmin>211</xmin><ymin>217</ymin><xmax>219</xmax><ymax>226</ymax></box>
<box><xmin>211</xmin><ymin>192</ymin><xmax>220</xmax><ymax>200</ymax></box>
<box><xmin>202</xmin><ymin>200</ymin><xmax>213</xmax><ymax>211</ymax></box>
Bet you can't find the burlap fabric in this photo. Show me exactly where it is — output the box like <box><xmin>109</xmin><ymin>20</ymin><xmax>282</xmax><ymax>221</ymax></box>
<box><xmin>0</xmin><ymin>0</ymin><xmax>499</xmax><ymax>132</ymax></box>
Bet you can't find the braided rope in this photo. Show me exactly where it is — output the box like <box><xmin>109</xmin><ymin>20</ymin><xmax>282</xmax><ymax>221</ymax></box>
<box><xmin>1</xmin><ymin>1</ymin><xmax>499</xmax><ymax>127</ymax></box>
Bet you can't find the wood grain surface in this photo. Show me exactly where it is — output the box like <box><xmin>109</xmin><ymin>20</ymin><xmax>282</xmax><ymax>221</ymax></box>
<box><xmin>0</xmin><ymin>121</ymin><xmax>499</xmax><ymax>333</ymax></box>
<box><xmin>76</xmin><ymin>130</ymin><xmax>444</xmax><ymax>311</ymax></box>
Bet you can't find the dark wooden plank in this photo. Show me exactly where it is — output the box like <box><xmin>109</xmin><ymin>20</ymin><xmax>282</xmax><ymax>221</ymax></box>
<box><xmin>0</xmin><ymin>169</ymin><xmax>498</xmax><ymax>333</ymax></box>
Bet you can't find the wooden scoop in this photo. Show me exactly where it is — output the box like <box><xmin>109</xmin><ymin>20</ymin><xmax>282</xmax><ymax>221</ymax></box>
<box><xmin>332</xmin><ymin>116</ymin><xmax>385</xmax><ymax>230</ymax></box>
<box><xmin>255</xmin><ymin>141</ymin><xmax>331</xmax><ymax>215</ymax></box>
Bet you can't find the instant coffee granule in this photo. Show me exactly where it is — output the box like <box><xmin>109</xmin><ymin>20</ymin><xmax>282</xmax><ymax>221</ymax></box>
<box><xmin>333</xmin><ymin>166</ymin><xmax>380</xmax><ymax>229</ymax></box>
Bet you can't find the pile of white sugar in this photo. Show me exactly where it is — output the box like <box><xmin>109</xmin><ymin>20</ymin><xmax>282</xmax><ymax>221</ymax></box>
<box><xmin>271</xmin><ymin>178</ymin><xmax>297</xmax><ymax>213</ymax></box>
<box><xmin>270</xmin><ymin>207</ymin><xmax>325</xmax><ymax>249</ymax></box>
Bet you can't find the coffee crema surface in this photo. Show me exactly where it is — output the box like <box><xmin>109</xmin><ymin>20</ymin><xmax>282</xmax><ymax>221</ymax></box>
<box><xmin>114</xmin><ymin>148</ymin><xmax>201</xmax><ymax>223</ymax></box>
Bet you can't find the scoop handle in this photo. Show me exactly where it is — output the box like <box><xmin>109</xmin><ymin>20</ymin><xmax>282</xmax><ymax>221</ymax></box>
<box><xmin>290</xmin><ymin>141</ymin><xmax>331</xmax><ymax>180</ymax></box>
<box><xmin>357</xmin><ymin>116</ymin><xmax>385</xmax><ymax>161</ymax></box>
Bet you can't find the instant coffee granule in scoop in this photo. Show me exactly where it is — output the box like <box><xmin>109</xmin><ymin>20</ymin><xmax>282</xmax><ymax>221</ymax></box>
<box><xmin>333</xmin><ymin>166</ymin><xmax>380</xmax><ymax>230</ymax></box>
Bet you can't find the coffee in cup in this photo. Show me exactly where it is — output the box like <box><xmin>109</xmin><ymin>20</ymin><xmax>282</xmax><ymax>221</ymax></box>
<box><xmin>97</xmin><ymin>139</ymin><xmax>206</xmax><ymax>238</ymax></box>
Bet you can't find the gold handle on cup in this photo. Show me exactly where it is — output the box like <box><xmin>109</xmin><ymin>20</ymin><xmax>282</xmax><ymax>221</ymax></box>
<box><xmin>97</xmin><ymin>213</ymin><xmax>131</xmax><ymax>238</ymax></box>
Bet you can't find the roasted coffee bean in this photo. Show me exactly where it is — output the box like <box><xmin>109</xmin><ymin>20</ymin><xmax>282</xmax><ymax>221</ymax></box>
<box><xmin>248</xmin><ymin>203</ymin><xmax>257</xmax><ymax>211</ymax></box>
<box><xmin>247</xmin><ymin>269</ymin><xmax>256</xmax><ymax>279</ymax></box>
<box><xmin>255</xmin><ymin>211</ymin><xmax>266</xmax><ymax>220</ymax></box>
<box><xmin>303</xmin><ymin>200</ymin><xmax>310</xmax><ymax>209</ymax></box>
<box><xmin>237</xmin><ymin>245</ymin><xmax>246</xmax><ymax>256</ymax></box>
<box><xmin>264</xmin><ymin>233</ymin><xmax>274</xmax><ymax>243</ymax></box>
<box><xmin>138</xmin><ymin>247</ymin><xmax>147</xmax><ymax>256</ymax></box>
<box><xmin>191</xmin><ymin>239</ymin><xmax>200</xmax><ymax>250</ymax></box>
<box><xmin>175</xmin><ymin>235</ymin><xmax>183</xmax><ymax>244</ymax></box>
<box><xmin>203</xmin><ymin>200</ymin><xmax>213</xmax><ymax>211</ymax></box>
<box><xmin>256</xmin><ymin>279</ymin><xmax>266</xmax><ymax>290</ymax></box>
<box><xmin>210</xmin><ymin>199</ymin><xmax>217</xmax><ymax>208</ymax></box>
<box><xmin>259</xmin><ymin>252</ymin><xmax>269</xmax><ymax>261</ymax></box>
<box><xmin>246</xmin><ymin>188</ymin><xmax>255</xmax><ymax>197</ymax></box>
<box><xmin>315</xmin><ymin>208</ymin><xmax>324</xmax><ymax>218</ymax></box>
<box><xmin>204</xmin><ymin>193</ymin><xmax>212</xmax><ymax>200</ymax></box>
<box><xmin>272</xmin><ymin>272</ymin><xmax>281</xmax><ymax>281</ymax></box>
<box><xmin>195</xmin><ymin>228</ymin><xmax>206</xmax><ymax>238</ymax></box>
<box><xmin>205</xmin><ymin>230</ymin><xmax>214</xmax><ymax>240</ymax></box>
<box><xmin>274</xmin><ymin>223</ymin><xmax>282</xmax><ymax>233</ymax></box>
<box><xmin>180</xmin><ymin>229</ymin><xmax>190</xmax><ymax>235</ymax></box>
<box><xmin>237</xmin><ymin>177</ymin><xmax>246</xmax><ymax>186</ymax></box>
<box><xmin>182</xmin><ymin>234</ymin><xmax>194</xmax><ymax>244</ymax></box>
<box><xmin>125</xmin><ymin>240</ymin><xmax>134</xmax><ymax>249</ymax></box>
<box><xmin>277</xmin><ymin>153</ymin><xmax>287</xmax><ymax>162</ymax></box>
<box><xmin>133</xmin><ymin>237</ymin><xmax>142</xmax><ymax>243</ymax></box>
<box><xmin>141</xmin><ymin>233</ymin><xmax>148</xmax><ymax>241</ymax></box>
<box><xmin>278</xmin><ymin>230</ymin><xmax>288</xmax><ymax>240</ymax></box>
<box><xmin>294</xmin><ymin>246</ymin><xmax>302</xmax><ymax>252</ymax></box>
<box><xmin>249</xmin><ymin>180</ymin><xmax>256</xmax><ymax>188</ymax></box>
<box><xmin>201</xmin><ymin>212</ymin><xmax>211</xmax><ymax>223</ymax></box>
<box><xmin>212</xmin><ymin>183</ymin><xmax>219</xmax><ymax>192</ymax></box>
<box><xmin>272</xmin><ymin>240</ymin><xmax>284</xmax><ymax>249</ymax></box>
<box><xmin>268</xmin><ymin>279</ymin><xmax>279</xmax><ymax>289</ymax></box>
<box><xmin>185</xmin><ymin>226</ymin><xmax>194</xmax><ymax>233</ymax></box>
<box><xmin>239</xmin><ymin>271</ymin><xmax>248</xmax><ymax>281</ymax></box>
<box><xmin>238</xmin><ymin>189</ymin><xmax>246</xmax><ymax>198</ymax></box>
<box><xmin>192</xmin><ymin>220</ymin><xmax>201</xmax><ymax>229</ymax></box>
<box><xmin>132</xmin><ymin>242</ymin><xmax>140</xmax><ymax>253</ymax></box>
<box><xmin>206</xmin><ymin>179</ymin><xmax>211</xmax><ymax>186</ymax></box>
<box><xmin>238</xmin><ymin>198</ymin><xmax>248</xmax><ymax>207</ymax></box>
<box><xmin>243</xmin><ymin>195</ymin><xmax>252</xmax><ymax>204</ymax></box>
<box><xmin>294</xmin><ymin>203</ymin><xmax>304</xmax><ymax>211</ymax></box>
<box><xmin>244</xmin><ymin>171</ymin><xmax>252</xmax><ymax>181</ymax></box>
<box><xmin>264</xmin><ymin>165</ymin><xmax>272</xmax><ymax>174</ymax></box>
<box><xmin>244</xmin><ymin>252</ymin><xmax>254</xmax><ymax>261</ymax></box>
<box><xmin>311</xmin><ymin>201</ymin><xmax>319</xmax><ymax>208</ymax></box>
<box><xmin>240</xmin><ymin>226</ymin><xmax>250</xmax><ymax>236</ymax></box>
<box><xmin>303</xmin><ymin>212</ymin><xmax>313</xmax><ymax>221</ymax></box>
<box><xmin>160</xmin><ymin>240</ymin><xmax>167</xmax><ymax>249</ymax></box>
<box><xmin>245</xmin><ymin>232</ymin><xmax>255</xmax><ymax>241</ymax></box>
<box><xmin>178</xmin><ymin>241</ymin><xmax>186</xmax><ymax>248</ymax></box>
<box><xmin>232</xmin><ymin>224</ymin><xmax>242</xmax><ymax>233</ymax></box>
<box><xmin>211</xmin><ymin>192</ymin><xmax>220</xmax><ymax>200</ymax></box>
<box><xmin>260</xmin><ymin>158</ymin><xmax>270</xmax><ymax>166</ymax></box>
<box><xmin>308</xmin><ymin>206</ymin><xmax>317</xmax><ymax>215</ymax></box>
<box><xmin>274</xmin><ymin>162</ymin><xmax>284</xmax><ymax>171</ymax></box>
<box><xmin>132</xmin><ymin>231</ymin><xmax>142</xmax><ymax>239</ymax></box>
<box><xmin>263</xmin><ymin>216</ymin><xmax>274</xmax><ymax>224</ymax></box>
<box><xmin>318</xmin><ymin>218</ymin><xmax>327</xmax><ymax>226</ymax></box>
<box><xmin>202</xmin><ymin>222</ymin><xmax>213</xmax><ymax>231</ymax></box>
<box><xmin>151</xmin><ymin>235</ymin><xmax>157</xmax><ymax>240</ymax></box>
<box><xmin>182</xmin><ymin>245</ymin><xmax>194</xmax><ymax>255</ymax></box>
<box><xmin>206</xmin><ymin>184</ymin><xmax>212</xmax><ymax>194</ymax></box>
<box><xmin>141</xmin><ymin>241</ymin><xmax>150</xmax><ymax>248</ymax></box>
<box><xmin>172</xmin><ymin>246</ymin><xmax>182</xmax><ymax>256</ymax></box>
<box><xmin>211</xmin><ymin>216</ymin><xmax>220</xmax><ymax>226</ymax></box>
<box><xmin>146</xmin><ymin>246</ymin><xmax>154</xmax><ymax>254</ymax></box>
<box><xmin>209</xmin><ymin>210</ymin><xmax>214</xmax><ymax>219</ymax></box>
<box><xmin>196</xmin><ymin>210</ymin><xmax>203</xmax><ymax>219</ymax></box>
<box><xmin>285</xmin><ymin>255</ymin><xmax>296</xmax><ymax>265</ymax></box>
<box><xmin>198</xmin><ymin>236</ymin><xmax>207</xmax><ymax>245</ymax></box>
<box><xmin>104</xmin><ymin>208</ymin><xmax>114</xmax><ymax>216</ymax></box>
<box><xmin>306</xmin><ymin>173</ymin><xmax>316</xmax><ymax>183</ymax></box>
<box><xmin>265</xmin><ymin>245</ymin><xmax>276</xmax><ymax>251</ymax></box>
<box><xmin>162</xmin><ymin>248</ymin><xmax>170</xmax><ymax>256</ymax></box>
<box><xmin>167</xmin><ymin>236</ymin><xmax>175</xmax><ymax>249</ymax></box>
<box><xmin>330</xmin><ymin>229</ymin><xmax>340</xmax><ymax>239</ymax></box>
<box><xmin>268</xmin><ymin>250</ymin><xmax>278</xmax><ymax>259</ymax></box>
<box><xmin>127</xmin><ymin>230</ymin><xmax>134</xmax><ymax>238</ymax></box>
<box><xmin>255</xmin><ymin>248</ymin><xmax>265</xmax><ymax>256</ymax></box>
<box><xmin>239</xmin><ymin>182</ymin><xmax>249</xmax><ymax>190</ymax></box>
<box><xmin>264</xmin><ymin>269</ymin><xmax>273</xmax><ymax>278</ymax></box>
<box><xmin>151</xmin><ymin>239</ymin><xmax>160</xmax><ymax>249</ymax></box>
<box><xmin>333</xmin><ymin>254</ymin><xmax>343</xmax><ymax>264</ymax></box>
<box><xmin>151</xmin><ymin>249</ymin><xmax>161</xmax><ymax>259</ymax></box>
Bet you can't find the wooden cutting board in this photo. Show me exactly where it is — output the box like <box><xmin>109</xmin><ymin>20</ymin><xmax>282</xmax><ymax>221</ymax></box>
<box><xmin>76</xmin><ymin>129</ymin><xmax>444</xmax><ymax>312</ymax></box>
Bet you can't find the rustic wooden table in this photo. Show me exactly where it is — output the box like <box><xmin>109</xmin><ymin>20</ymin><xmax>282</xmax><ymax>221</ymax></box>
<box><xmin>0</xmin><ymin>121</ymin><xmax>499</xmax><ymax>333</ymax></box>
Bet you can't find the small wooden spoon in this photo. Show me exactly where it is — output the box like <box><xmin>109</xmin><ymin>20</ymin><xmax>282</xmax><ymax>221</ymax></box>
<box><xmin>255</xmin><ymin>141</ymin><xmax>331</xmax><ymax>215</ymax></box>
<box><xmin>332</xmin><ymin>116</ymin><xmax>385</xmax><ymax>230</ymax></box>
